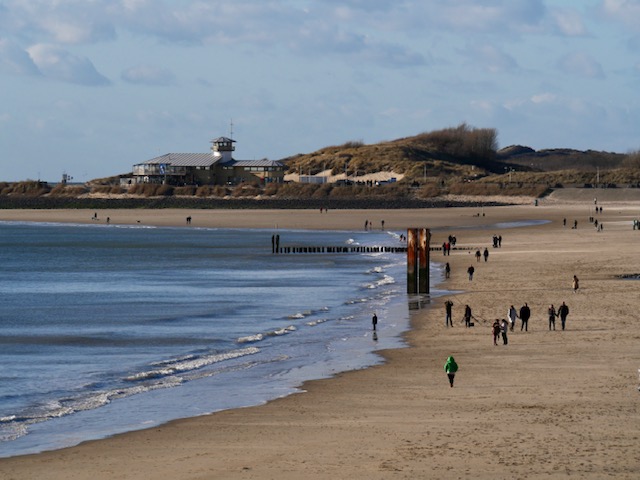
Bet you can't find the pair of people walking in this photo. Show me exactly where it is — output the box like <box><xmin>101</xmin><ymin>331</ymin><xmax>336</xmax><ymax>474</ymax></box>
<box><xmin>548</xmin><ymin>302</ymin><xmax>570</xmax><ymax>330</ymax></box>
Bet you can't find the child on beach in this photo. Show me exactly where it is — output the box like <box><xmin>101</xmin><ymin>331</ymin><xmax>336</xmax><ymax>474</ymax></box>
<box><xmin>492</xmin><ymin>319</ymin><xmax>501</xmax><ymax>346</ymax></box>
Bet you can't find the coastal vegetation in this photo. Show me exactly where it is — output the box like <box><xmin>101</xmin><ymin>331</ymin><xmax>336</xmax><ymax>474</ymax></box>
<box><xmin>2</xmin><ymin>125</ymin><xmax>639</xmax><ymax>207</ymax></box>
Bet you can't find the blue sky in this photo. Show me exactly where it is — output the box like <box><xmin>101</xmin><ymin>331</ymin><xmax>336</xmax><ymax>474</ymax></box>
<box><xmin>1</xmin><ymin>0</ymin><xmax>639</xmax><ymax>182</ymax></box>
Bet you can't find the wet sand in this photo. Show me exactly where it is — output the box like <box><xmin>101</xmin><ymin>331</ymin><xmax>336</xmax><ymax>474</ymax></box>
<box><xmin>0</xmin><ymin>197</ymin><xmax>639</xmax><ymax>479</ymax></box>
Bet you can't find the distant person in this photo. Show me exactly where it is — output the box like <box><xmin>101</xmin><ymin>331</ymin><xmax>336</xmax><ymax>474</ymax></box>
<box><xmin>573</xmin><ymin>219</ymin><xmax>578</xmax><ymax>229</ymax></box>
<box><xmin>563</xmin><ymin>218</ymin><xmax>567</xmax><ymax>227</ymax></box>
<box><xmin>475</xmin><ymin>249</ymin><xmax>481</xmax><ymax>262</ymax></box>
<box><xmin>500</xmin><ymin>319</ymin><xmax>509</xmax><ymax>345</ymax></box>
<box><xmin>572</xmin><ymin>275</ymin><xmax>579</xmax><ymax>293</ymax></box>
<box><xmin>364</xmin><ymin>220</ymin><xmax>368</xmax><ymax>231</ymax></box>
<box><xmin>483</xmin><ymin>247</ymin><xmax>489</xmax><ymax>262</ymax></box>
<box><xmin>372</xmin><ymin>313</ymin><xmax>378</xmax><ymax>331</ymax></box>
<box><xmin>186</xmin><ymin>216</ymin><xmax>191</xmax><ymax>225</ymax></box>
<box><xmin>442</xmin><ymin>242</ymin><xmax>448</xmax><ymax>256</ymax></box>
<box><xmin>492</xmin><ymin>319</ymin><xmax>501</xmax><ymax>346</ymax></box>
<box><xmin>508</xmin><ymin>305</ymin><xmax>518</xmax><ymax>331</ymax></box>
<box><xmin>106</xmin><ymin>217</ymin><xmax>110</xmax><ymax>224</ymax></box>
<box><xmin>444</xmin><ymin>356</ymin><xmax>458</xmax><ymax>388</ymax></box>
<box><xmin>519</xmin><ymin>303</ymin><xmax>531</xmax><ymax>332</ymax></box>
<box><xmin>445</xmin><ymin>262</ymin><xmax>450</xmax><ymax>279</ymax></box>
<box><xmin>498</xmin><ymin>235</ymin><xmax>502</xmax><ymax>247</ymax></box>
<box><xmin>381</xmin><ymin>220</ymin><xmax>385</xmax><ymax>230</ymax></box>
<box><xmin>548</xmin><ymin>304</ymin><xmax>557</xmax><ymax>330</ymax></box>
<box><xmin>467</xmin><ymin>265</ymin><xmax>475</xmax><ymax>281</ymax></box>
<box><xmin>445</xmin><ymin>300</ymin><xmax>454</xmax><ymax>327</ymax></box>
<box><xmin>463</xmin><ymin>305</ymin><xmax>474</xmax><ymax>328</ymax></box>
<box><xmin>558</xmin><ymin>302</ymin><xmax>569</xmax><ymax>330</ymax></box>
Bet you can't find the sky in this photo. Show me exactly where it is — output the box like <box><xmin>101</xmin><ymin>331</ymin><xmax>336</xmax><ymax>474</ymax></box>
<box><xmin>1</xmin><ymin>0</ymin><xmax>639</xmax><ymax>182</ymax></box>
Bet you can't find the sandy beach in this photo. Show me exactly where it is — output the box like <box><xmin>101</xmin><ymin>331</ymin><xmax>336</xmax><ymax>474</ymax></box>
<box><xmin>0</xmin><ymin>191</ymin><xmax>639</xmax><ymax>479</ymax></box>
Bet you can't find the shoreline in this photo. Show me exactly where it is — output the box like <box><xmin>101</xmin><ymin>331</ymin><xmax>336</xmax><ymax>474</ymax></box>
<box><xmin>1</xmin><ymin>203</ymin><xmax>639</xmax><ymax>478</ymax></box>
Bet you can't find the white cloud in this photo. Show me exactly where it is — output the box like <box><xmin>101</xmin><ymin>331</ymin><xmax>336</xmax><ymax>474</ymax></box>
<box><xmin>531</xmin><ymin>93</ymin><xmax>557</xmax><ymax>104</ymax></box>
<box><xmin>601</xmin><ymin>0</ymin><xmax>640</xmax><ymax>31</ymax></box>
<box><xmin>557</xmin><ymin>51</ymin><xmax>605</xmax><ymax>78</ymax></box>
<box><xmin>551</xmin><ymin>8</ymin><xmax>589</xmax><ymax>37</ymax></box>
<box><xmin>464</xmin><ymin>44</ymin><xmax>519</xmax><ymax>73</ymax></box>
<box><xmin>26</xmin><ymin>44</ymin><xmax>111</xmax><ymax>85</ymax></box>
<box><xmin>0</xmin><ymin>0</ymin><xmax>116</xmax><ymax>44</ymax></box>
<box><xmin>0</xmin><ymin>38</ymin><xmax>41</xmax><ymax>76</ymax></box>
<box><xmin>121</xmin><ymin>65</ymin><xmax>176</xmax><ymax>86</ymax></box>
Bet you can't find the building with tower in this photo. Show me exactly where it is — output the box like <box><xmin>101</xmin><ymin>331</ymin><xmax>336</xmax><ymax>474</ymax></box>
<box><xmin>130</xmin><ymin>136</ymin><xmax>285</xmax><ymax>186</ymax></box>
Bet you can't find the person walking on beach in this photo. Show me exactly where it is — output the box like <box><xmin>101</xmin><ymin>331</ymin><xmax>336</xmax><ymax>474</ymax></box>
<box><xmin>572</xmin><ymin>275</ymin><xmax>579</xmax><ymax>293</ymax></box>
<box><xmin>444</xmin><ymin>356</ymin><xmax>458</xmax><ymax>387</ymax></box>
<box><xmin>492</xmin><ymin>319</ymin><xmax>501</xmax><ymax>346</ymax></box>
<box><xmin>372</xmin><ymin>313</ymin><xmax>378</xmax><ymax>331</ymax></box>
<box><xmin>558</xmin><ymin>302</ymin><xmax>569</xmax><ymax>330</ymax></box>
<box><xmin>548</xmin><ymin>304</ymin><xmax>557</xmax><ymax>330</ymax></box>
<box><xmin>445</xmin><ymin>300</ymin><xmax>454</xmax><ymax>327</ymax></box>
<box><xmin>445</xmin><ymin>262</ymin><xmax>450</xmax><ymax>279</ymax></box>
<box><xmin>467</xmin><ymin>265</ymin><xmax>475</xmax><ymax>281</ymax></box>
<box><xmin>508</xmin><ymin>305</ymin><xmax>518</xmax><ymax>331</ymax></box>
<box><xmin>483</xmin><ymin>247</ymin><xmax>489</xmax><ymax>262</ymax></box>
<box><xmin>501</xmin><ymin>319</ymin><xmax>509</xmax><ymax>345</ymax></box>
<box><xmin>519</xmin><ymin>303</ymin><xmax>531</xmax><ymax>332</ymax></box>
<box><xmin>475</xmin><ymin>249</ymin><xmax>481</xmax><ymax>262</ymax></box>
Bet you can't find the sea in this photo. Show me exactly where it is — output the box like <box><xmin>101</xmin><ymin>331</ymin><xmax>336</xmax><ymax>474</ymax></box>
<box><xmin>0</xmin><ymin>221</ymin><xmax>446</xmax><ymax>458</ymax></box>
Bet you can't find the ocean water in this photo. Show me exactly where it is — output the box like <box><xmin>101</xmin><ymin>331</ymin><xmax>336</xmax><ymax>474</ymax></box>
<box><xmin>0</xmin><ymin>221</ymin><xmax>444</xmax><ymax>458</ymax></box>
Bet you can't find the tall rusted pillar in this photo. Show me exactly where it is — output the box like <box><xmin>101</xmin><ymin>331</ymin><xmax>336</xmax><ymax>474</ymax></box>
<box><xmin>407</xmin><ymin>228</ymin><xmax>430</xmax><ymax>294</ymax></box>
<box><xmin>407</xmin><ymin>228</ymin><xmax>418</xmax><ymax>294</ymax></box>
<box><xmin>418</xmin><ymin>228</ymin><xmax>430</xmax><ymax>294</ymax></box>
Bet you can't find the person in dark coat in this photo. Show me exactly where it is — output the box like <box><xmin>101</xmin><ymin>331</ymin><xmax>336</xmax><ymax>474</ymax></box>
<box><xmin>519</xmin><ymin>303</ymin><xmax>531</xmax><ymax>332</ymax></box>
<box><xmin>558</xmin><ymin>302</ymin><xmax>569</xmax><ymax>330</ymax></box>
<box><xmin>548</xmin><ymin>304</ymin><xmax>557</xmax><ymax>330</ymax></box>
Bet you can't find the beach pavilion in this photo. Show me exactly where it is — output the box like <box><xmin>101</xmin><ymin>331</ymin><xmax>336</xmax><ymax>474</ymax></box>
<box><xmin>130</xmin><ymin>137</ymin><xmax>285</xmax><ymax>186</ymax></box>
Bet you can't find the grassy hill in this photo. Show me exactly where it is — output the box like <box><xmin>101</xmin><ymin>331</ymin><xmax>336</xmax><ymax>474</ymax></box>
<box><xmin>3</xmin><ymin>124</ymin><xmax>640</xmax><ymax>204</ymax></box>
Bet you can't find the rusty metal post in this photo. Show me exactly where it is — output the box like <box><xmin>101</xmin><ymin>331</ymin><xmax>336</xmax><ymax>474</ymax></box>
<box><xmin>418</xmin><ymin>228</ymin><xmax>430</xmax><ymax>294</ymax></box>
<box><xmin>407</xmin><ymin>228</ymin><xmax>418</xmax><ymax>294</ymax></box>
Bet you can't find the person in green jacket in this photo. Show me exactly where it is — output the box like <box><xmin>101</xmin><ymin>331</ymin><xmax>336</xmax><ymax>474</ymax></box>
<box><xmin>444</xmin><ymin>356</ymin><xmax>458</xmax><ymax>387</ymax></box>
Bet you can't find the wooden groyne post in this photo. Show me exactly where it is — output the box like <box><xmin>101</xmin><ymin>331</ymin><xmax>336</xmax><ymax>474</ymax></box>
<box><xmin>407</xmin><ymin>228</ymin><xmax>430</xmax><ymax>294</ymax></box>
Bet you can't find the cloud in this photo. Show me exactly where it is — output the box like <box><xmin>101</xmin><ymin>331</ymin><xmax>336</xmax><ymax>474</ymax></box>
<box><xmin>550</xmin><ymin>8</ymin><xmax>589</xmax><ymax>37</ymax></box>
<box><xmin>601</xmin><ymin>0</ymin><xmax>640</xmax><ymax>32</ymax></box>
<box><xmin>410</xmin><ymin>0</ymin><xmax>547</xmax><ymax>33</ymax></box>
<box><xmin>0</xmin><ymin>38</ymin><xmax>41</xmax><ymax>76</ymax></box>
<box><xmin>0</xmin><ymin>0</ymin><xmax>116</xmax><ymax>44</ymax></box>
<box><xmin>26</xmin><ymin>44</ymin><xmax>111</xmax><ymax>85</ymax></box>
<box><xmin>121</xmin><ymin>64</ymin><xmax>176</xmax><ymax>86</ymax></box>
<box><xmin>557</xmin><ymin>51</ymin><xmax>605</xmax><ymax>79</ymax></box>
<box><xmin>463</xmin><ymin>44</ymin><xmax>519</xmax><ymax>73</ymax></box>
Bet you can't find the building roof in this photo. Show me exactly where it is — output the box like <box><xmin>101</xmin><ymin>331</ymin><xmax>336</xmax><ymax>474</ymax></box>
<box><xmin>233</xmin><ymin>159</ymin><xmax>285</xmax><ymax>168</ymax></box>
<box><xmin>136</xmin><ymin>153</ymin><xmax>218</xmax><ymax>167</ymax></box>
<box><xmin>135</xmin><ymin>153</ymin><xmax>284</xmax><ymax>169</ymax></box>
<box><xmin>210</xmin><ymin>137</ymin><xmax>235</xmax><ymax>143</ymax></box>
